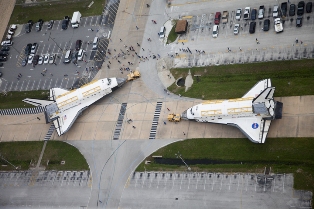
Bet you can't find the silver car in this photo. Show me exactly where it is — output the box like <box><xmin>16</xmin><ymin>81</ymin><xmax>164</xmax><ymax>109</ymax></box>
<box><xmin>236</xmin><ymin>9</ymin><xmax>242</xmax><ymax>20</ymax></box>
<box><xmin>234</xmin><ymin>24</ymin><xmax>240</xmax><ymax>35</ymax></box>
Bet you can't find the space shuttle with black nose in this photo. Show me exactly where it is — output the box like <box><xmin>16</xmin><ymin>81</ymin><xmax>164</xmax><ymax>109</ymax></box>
<box><xmin>181</xmin><ymin>79</ymin><xmax>283</xmax><ymax>143</ymax></box>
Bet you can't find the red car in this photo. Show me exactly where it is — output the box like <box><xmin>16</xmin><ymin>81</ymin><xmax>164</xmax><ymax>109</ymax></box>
<box><xmin>214</xmin><ymin>12</ymin><xmax>221</xmax><ymax>25</ymax></box>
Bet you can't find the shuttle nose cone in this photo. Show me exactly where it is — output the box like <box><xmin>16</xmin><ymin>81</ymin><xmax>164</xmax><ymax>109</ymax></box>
<box><xmin>117</xmin><ymin>78</ymin><xmax>127</xmax><ymax>87</ymax></box>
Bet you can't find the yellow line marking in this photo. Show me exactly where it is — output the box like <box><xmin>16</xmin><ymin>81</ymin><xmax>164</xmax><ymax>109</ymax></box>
<box><xmin>182</xmin><ymin>16</ymin><xmax>193</xmax><ymax>19</ymax></box>
<box><xmin>178</xmin><ymin>39</ymin><xmax>188</xmax><ymax>43</ymax></box>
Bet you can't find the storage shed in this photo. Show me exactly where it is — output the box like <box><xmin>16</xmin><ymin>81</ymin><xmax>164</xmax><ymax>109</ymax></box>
<box><xmin>175</xmin><ymin>20</ymin><xmax>188</xmax><ymax>34</ymax></box>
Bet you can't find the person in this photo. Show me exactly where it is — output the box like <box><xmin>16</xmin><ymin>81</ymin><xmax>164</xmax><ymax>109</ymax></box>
<box><xmin>146</xmin><ymin>3</ymin><xmax>150</xmax><ymax>7</ymax></box>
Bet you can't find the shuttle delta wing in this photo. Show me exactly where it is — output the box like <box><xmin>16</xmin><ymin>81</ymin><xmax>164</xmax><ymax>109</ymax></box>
<box><xmin>228</xmin><ymin>118</ymin><xmax>271</xmax><ymax>143</ymax></box>
<box><xmin>52</xmin><ymin>105</ymin><xmax>86</xmax><ymax>136</ymax></box>
<box><xmin>242</xmin><ymin>79</ymin><xmax>271</xmax><ymax>98</ymax></box>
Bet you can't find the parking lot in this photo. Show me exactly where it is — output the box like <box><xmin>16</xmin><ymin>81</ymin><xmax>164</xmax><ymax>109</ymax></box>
<box><xmin>161</xmin><ymin>0</ymin><xmax>314</xmax><ymax>68</ymax></box>
<box><xmin>0</xmin><ymin>15</ymin><xmax>111</xmax><ymax>92</ymax></box>
<box><xmin>0</xmin><ymin>170</ymin><xmax>92</xmax><ymax>208</ymax></box>
<box><xmin>119</xmin><ymin>171</ymin><xmax>312</xmax><ymax>208</ymax></box>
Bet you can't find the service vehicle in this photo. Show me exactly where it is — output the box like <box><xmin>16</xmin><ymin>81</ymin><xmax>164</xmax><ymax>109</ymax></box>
<box><xmin>167</xmin><ymin>113</ymin><xmax>181</xmax><ymax>122</ymax></box>
<box><xmin>71</xmin><ymin>11</ymin><xmax>82</xmax><ymax>28</ymax></box>
<box><xmin>127</xmin><ymin>69</ymin><xmax>141</xmax><ymax>81</ymax></box>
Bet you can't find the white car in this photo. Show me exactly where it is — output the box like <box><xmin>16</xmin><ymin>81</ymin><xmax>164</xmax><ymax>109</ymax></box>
<box><xmin>10</xmin><ymin>24</ymin><xmax>17</xmax><ymax>30</ymax></box>
<box><xmin>49</xmin><ymin>54</ymin><xmax>55</xmax><ymax>64</ymax></box>
<box><xmin>244</xmin><ymin>7</ymin><xmax>251</xmax><ymax>20</ymax></box>
<box><xmin>38</xmin><ymin>56</ymin><xmax>43</xmax><ymax>65</ymax></box>
<box><xmin>8</xmin><ymin>29</ymin><xmax>14</xmax><ymax>35</ymax></box>
<box><xmin>30</xmin><ymin>43</ymin><xmax>38</xmax><ymax>54</ymax></box>
<box><xmin>273</xmin><ymin>5</ymin><xmax>279</xmax><ymax>17</ymax></box>
<box><xmin>44</xmin><ymin>54</ymin><xmax>49</xmax><ymax>64</ymax></box>
<box><xmin>1</xmin><ymin>40</ymin><xmax>13</xmax><ymax>46</ymax></box>
<box><xmin>212</xmin><ymin>25</ymin><xmax>219</xmax><ymax>38</ymax></box>
<box><xmin>77</xmin><ymin>49</ymin><xmax>85</xmax><ymax>61</ymax></box>
<box><xmin>258</xmin><ymin>5</ymin><xmax>265</xmax><ymax>19</ymax></box>
<box><xmin>27</xmin><ymin>55</ymin><xmax>34</xmax><ymax>64</ymax></box>
<box><xmin>236</xmin><ymin>8</ymin><xmax>242</xmax><ymax>20</ymax></box>
<box><xmin>234</xmin><ymin>24</ymin><xmax>240</xmax><ymax>35</ymax></box>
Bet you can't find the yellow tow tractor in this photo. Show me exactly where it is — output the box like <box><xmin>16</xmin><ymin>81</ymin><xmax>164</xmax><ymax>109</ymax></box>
<box><xmin>127</xmin><ymin>69</ymin><xmax>141</xmax><ymax>81</ymax></box>
<box><xmin>167</xmin><ymin>113</ymin><xmax>181</xmax><ymax>122</ymax></box>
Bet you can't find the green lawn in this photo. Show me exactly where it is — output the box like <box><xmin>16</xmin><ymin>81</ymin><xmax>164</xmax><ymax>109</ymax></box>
<box><xmin>136</xmin><ymin>137</ymin><xmax>314</xmax><ymax>192</ymax></box>
<box><xmin>0</xmin><ymin>141</ymin><xmax>89</xmax><ymax>171</ymax></box>
<box><xmin>169</xmin><ymin>59</ymin><xmax>314</xmax><ymax>99</ymax></box>
<box><xmin>167</xmin><ymin>20</ymin><xmax>178</xmax><ymax>44</ymax></box>
<box><xmin>10</xmin><ymin>0</ymin><xmax>106</xmax><ymax>24</ymax></box>
<box><xmin>0</xmin><ymin>90</ymin><xmax>49</xmax><ymax>109</ymax></box>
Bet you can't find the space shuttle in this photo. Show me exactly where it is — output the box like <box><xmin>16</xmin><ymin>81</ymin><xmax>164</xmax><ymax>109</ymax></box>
<box><xmin>181</xmin><ymin>79</ymin><xmax>283</xmax><ymax>143</ymax></box>
<box><xmin>23</xmin><ymin>77</ymin><xmax>126</xmax><ymax>136</ymax></box>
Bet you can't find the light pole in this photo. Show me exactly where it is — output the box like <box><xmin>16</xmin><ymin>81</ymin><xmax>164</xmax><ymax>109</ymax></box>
<box><xmin>175</xmin><ymin>151</ymin><xmax>191</xmax><ymax>171</ymax></box>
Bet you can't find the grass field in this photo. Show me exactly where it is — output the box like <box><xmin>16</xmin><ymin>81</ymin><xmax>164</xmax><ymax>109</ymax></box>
<box><xmin>136</xmin><ymin>138</ymin><xmax>314</xmax><ymax>192</ymax></box>
<box><xmin>10</xmin><ymin>0</ymin><xmax>106</xmax><ymax>24</ymax></box>
<box><xmin>169</xmin><ymin>59</ymin><xmax>314</xmax><ymax>99</ymax></box>
<box><xmin>0</xmin><ymin>141</ymin><xmax>89</xmax><ymax>171</ymax></box>
<box><xmin>167</xmin><ymin>20</ymin><xmax>178</xmax><ymax>44</ymax></box>
<box><xmin>0</xmin><ymin>90</ymin><xmax>49</xmax><ymax>109</ymax></box>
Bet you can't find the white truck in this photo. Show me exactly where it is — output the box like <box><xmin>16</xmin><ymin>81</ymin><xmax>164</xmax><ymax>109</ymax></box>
<box><xmin>274</xmin><ymin>18</ymin><xmax>283</xmax><ymax>33</ymax></box>
<box><xmin>71</xmin><ymin>11</ymin><xmax>82</xmax><ymax>28</ymax></box>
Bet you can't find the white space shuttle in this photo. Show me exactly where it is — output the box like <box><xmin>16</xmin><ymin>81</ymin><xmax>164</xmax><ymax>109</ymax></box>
<box><xmin>23</xmin><ymin>78</ymin><xmax>126</xmax><ymax>136</ymax></box>
<box><xmin>181</xmin><ymin>79</ymin><xmax>283</xmax><ymax>143</ymax></box>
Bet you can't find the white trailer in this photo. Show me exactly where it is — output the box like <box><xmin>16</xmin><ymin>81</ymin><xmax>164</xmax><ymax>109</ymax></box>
<box><xmin>71</xmin><ymin>11</ymin><xmax>82</xmax><ymax>28</ymax></box>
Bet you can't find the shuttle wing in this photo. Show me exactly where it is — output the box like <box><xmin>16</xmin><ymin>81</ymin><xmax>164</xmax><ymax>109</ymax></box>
<box><xmin>242</xmin><ymin>79</ymin><xmax>272</xmax><ymax>98</ymax></box>
<box><xmin>52</xmin><ymin>105</ymin><xmax>87</xmax><ymax>136</ymax></box>
<box><xmin>228</xmin><ymin>117</ymin><xmax>271</xmax><ymax>143</ymax></box>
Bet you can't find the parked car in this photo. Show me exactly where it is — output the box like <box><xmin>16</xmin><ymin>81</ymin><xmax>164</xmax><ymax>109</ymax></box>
<box><xmin>27</xmin><ymin>55</ymin><xmax>34</xmax><ymax>64</ymax></box>
<box><xmin>25</xmin><ymin>43</ymin><xmax>32</xmax><ymax>55</ymax></box>
<box><xmin>1</xmin><ymin>40</ymin><xmax>13</xmax><ymax>46</ymax></box>
<box><xmin>244</xmin><ymin>7</ymin><xmax>251</xmax><ymax>20</ymax></box>
<box><xmin>0</xmin><ymin>56</ymin><xmax>7</xmax><ymax>61</ymax></box>
<box><xmin>249</xmin><ymin>21</ymin><xmax>256</xmax><ymax>33</ymax></box>
<box><xmin>35</xmin><ymin>19</ymin><xmax>44</xmax><ymax>31</ymax></box>
<box><xmin>0</xmin><ymin>63</ymin><xmax>3</xmax><ymax>67</ymax></box>
<box><xmin>0</xmin><ymin>72</ymin><xmax>2</xmax><ymax>77</ymax></box>
<box><xmin>6</xmin><ymin>34</ymin><xmax>12</xmax><ymax>40</ymax></box>
<box><xmin>251</xmin><ymin>9</ymin><xmax>257</xmax><ymax>20</ymax></box>
<box><xmin>236</xmin><ymin>8</ymin><xmax>242</xmax><ymax>20</ymax></box>
<box><xmin>30</xmin><ymin>43</ymin><xmax>38</xmax><ymax>54</ymax></box>
<box><xmin>306</xmin><ymin>2</ymin><xmax>312</xmax><ymax>13</ymax></box>
<box><xmin>38</xmin><ymin>56</ymin><xmax>43</xmax><ymax>65</ymax></box>
<box><xmin>212</xmin><ymin>25</ymin><xmax>219</xmax><ymax>37</ymax></box>
<box><xmin>44</xmin><ymin>54</ymin><xmax>49</xmax><ymax>64</ymax></box>
<box><xmin>0</xmin><ymin>51</ymin><xmax>9</xmax><ymax>56</ymax></box>
<box><xmin>233</xmin><ymin>24</ymin><xmax>240</xmax><ymax>35</ymax></box>
<box><xmin>62</xmin><ymin>16</ymin><xmax>70</xmax><ymax>30</ymax></box>
<box><xmin>77</xmin><ymin>49</ymin><xmax>85</xmax><ymax>61</ymax></box>
<box><xmin>49</xmin><ymin>54</ymin><xmax>55</xmax><ymax>64</ymax></box>
<box><xmin>25</xmin><ymin>20</ymin><xmax>33</xmax><ymax>33</ymax></box>
<box><xmin>273</xmin><ymin>5</ymin><xmax>280</xmax><ymax>17</ymax></box>
<box><xmin>214</xmin><ymin>12</ymin><xmax>221</xmax><ymax>24</ymax></box>
<box><xmin>296</xmin><ymin>16</ymin><xmax>303</xmax><ymax>27</ymax></box>
<box><xmin>32</xmin><ymin>55</ymin><xmax>39</xmax><ymax>65</ymax></box>
<box><xmin>281</xmin><ymin>2</ymin><xmax>288</xmax><ymax>17</ymax></box>
<box><xmin>258</xmin><ymin>5</ymin><xmax>265</xmax><ymax>19</ymax></box>
<box><xmin>1</xmin><ymin>46</ymin><xmax>10</xmax><ymax>51</ymax></box>
<box><xmin>8</xmin><ymin>29</ymin><xmax>14</xmax><ymax>35</ymax></box>
<box><xmin>263</xmin><ymin>19</ymin><xmax>270</xmax><ymax>31</ymax></box>
<box><xmin>289</xmin><ymin>4</ymin><xmax>296</xmax><ymax>16</ymax></box>
<box><xmin>75</xmin><ymin>40</ymin><xmax>82</xmax><ymax>51</ymax></box>
<box><xmin>10</xmin><ymin>24</ymin><xmax>17</xmax><ymax>30</ymax></box>
<box><xmin>47</xmin><ymin>20</ymin><xmax>54</xmax><ymax>29</ymax></box>
<box><xmin>297</xmin><ymin>1</ymin><xmax>305</xmax><ymax>15</ymax></box>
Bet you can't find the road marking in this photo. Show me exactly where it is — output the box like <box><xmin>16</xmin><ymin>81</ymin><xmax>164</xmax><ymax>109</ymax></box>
<box><xmin>37</xmin><ymin>79</ymin><xmax>41</xmax><ymax>90</ymax></box>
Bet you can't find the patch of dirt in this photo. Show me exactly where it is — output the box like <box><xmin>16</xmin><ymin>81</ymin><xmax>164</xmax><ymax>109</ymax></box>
<box><xmin>0</xmin><ymin>0</ymin><xmax>16</xmax><ymax>41</ymax></box>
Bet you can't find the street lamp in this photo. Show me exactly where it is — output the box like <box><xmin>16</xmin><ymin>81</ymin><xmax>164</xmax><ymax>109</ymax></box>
<box><xmin>175</xmin><ymin>151</ymin><xmax>191</xmax><ymax>171</ymax></box>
